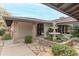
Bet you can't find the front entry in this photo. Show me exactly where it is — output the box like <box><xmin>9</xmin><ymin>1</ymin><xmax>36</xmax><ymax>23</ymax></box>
<box><xmin>37</xmin><ymin>23</ymin><xmax>44</xmax><ymax>36</ymax></box>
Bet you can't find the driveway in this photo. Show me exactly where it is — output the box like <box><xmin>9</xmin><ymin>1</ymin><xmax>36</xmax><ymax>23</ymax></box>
<box><xmin>1</xmin><ymin>43</ymin><xmax>36</xmax><ymax>56</ymax></box>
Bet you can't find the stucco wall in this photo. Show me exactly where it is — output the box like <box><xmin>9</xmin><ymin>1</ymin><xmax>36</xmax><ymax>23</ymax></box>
<box><xmin>11</xmin><ymin>21</ymin><xmax>33</xmax><ymax>43</ymax></box>
<box><xmin>11</xmin><ymin>20</ymin><xmax>51</xmax><ymax>43</ymax></box>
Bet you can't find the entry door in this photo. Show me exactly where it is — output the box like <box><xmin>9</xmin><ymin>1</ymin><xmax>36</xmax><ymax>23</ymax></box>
<box><xmin>37</xmin><ymin>23</ymin><xmax>44</xmax><ymax>36</ymax></box>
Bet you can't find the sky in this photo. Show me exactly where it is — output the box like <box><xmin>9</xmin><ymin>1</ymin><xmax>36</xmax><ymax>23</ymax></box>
<box><xmin>0</xmin><ymin>3</ymin><xmax>68</xmax><ymax>20</ymax></box>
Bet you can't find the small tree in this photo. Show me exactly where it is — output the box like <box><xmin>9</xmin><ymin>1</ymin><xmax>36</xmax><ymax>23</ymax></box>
<box><xmin>46</xmin><ymin>28</ymin><xmax>53</xmax><ymax>36</ymax></box>
<box><xmin>71</xmin><ymin>25</ymin><xmax>79</xmax><ymax>38</ymax></box>
<box><xmin>45</xmin><ymin>28</ymin><xmax>53</xmax><ymax>41</ymax></box>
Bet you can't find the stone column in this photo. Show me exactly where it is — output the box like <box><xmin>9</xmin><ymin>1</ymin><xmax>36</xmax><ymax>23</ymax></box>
<box><xmin>12</xmin><ymin>21</ymin><xmax>18</xmax><ymax>43</ymax></box>
<box><xmin>32</xmin><ymin>23</ymin><xmax>37</xmax><ymax>40</ymax></box>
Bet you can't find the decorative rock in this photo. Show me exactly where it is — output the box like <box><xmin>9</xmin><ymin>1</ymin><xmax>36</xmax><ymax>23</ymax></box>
<box><xmin>38</xmin><ymin>51</ymin><xmax>53</xmax><ymax>56</ymax></box>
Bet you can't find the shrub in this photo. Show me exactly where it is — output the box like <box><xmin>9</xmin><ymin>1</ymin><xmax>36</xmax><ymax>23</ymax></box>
<box><xmin>2</xmin><ymin>34</ymin><xmax>11</xmax><ymax>40</ymax></box>
<box><xmin>71</xmin><ymin>25</ymin><xmax>79</xmax><ymax>38</ymax></box>
<box><xmin>45</xmin><ymin>35</ymin><xmax>53</xmax><ymax>41</ymax></box>
<box><xmin>52</xmin><ymin>44</ymin><xmax>78</xmax><ymax>56</ymax></box>
<box><xmin>0</xmin><ymin>29</ymin><xmax>5</xmax><ymax>36</ymax></box>
<box><xmin>24</xmin><ymin>35</ymin><xmax>32</xmax><ymax>44</ymax></box>
<box><xmin>46</xmin><ymin>28</ymin><xmax>53</xmax><ymax>36</ymax></box>
<box><xmin>56</xmin><ymin>34</ymin><xmax>67</xmax><ymax>42</ymax></box>
<box><xmin>45</xmin><ymin>34</ymin><xmax>67</xmax><ymax>42</ymax></box>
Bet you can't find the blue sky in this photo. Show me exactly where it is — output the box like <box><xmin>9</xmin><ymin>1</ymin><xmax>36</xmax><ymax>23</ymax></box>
<box><xmin>1</xmin><ymin>3</ymin><xmax>68</xmax><ymax>20</ymax></box>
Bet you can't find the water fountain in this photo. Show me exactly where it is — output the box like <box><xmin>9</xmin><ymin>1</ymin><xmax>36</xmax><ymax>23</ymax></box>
<box><xmin>49</xmin><ymin>22</ymin><xmax>60</xmax><ymax>40</ymax></box>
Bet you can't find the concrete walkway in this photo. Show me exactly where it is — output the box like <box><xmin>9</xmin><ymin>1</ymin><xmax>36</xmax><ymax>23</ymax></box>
<box><xmin>0</xmin><ymin>39</ymin><xmax>52</xmax><ymax>56</ymax></box>
<box><xmin>0</xmin><ymin>39</ymin><xmax>3</xmax><ymax>55</ymax></box>
<box><xmin>1</xmin><ymin>43</ymin><xmax>36</xmax><ymax>56</ymax></box>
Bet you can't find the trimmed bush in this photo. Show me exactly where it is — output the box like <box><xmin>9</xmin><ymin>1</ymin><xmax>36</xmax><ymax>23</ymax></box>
<box><xmin>46</xmin><ymin>28</ymin><xmax>53</xmax><ymax>36</ymax></box>
<box><xmin>45</xmin><ymin>34</ymin><xmax>67</xmax><ymax>42</ymax></box>
<box><xmin>71</xmin><ymin>25</ymin><xmax>79</xmax><ymax>38</ymax></box>
<box><xmin>45</xmin><ymin>35</ymin><xmax>53</xmax><ymax>41</ymax></box>
<box><xmin>0</xmin><ymin>29</ymin><xmax>5</xmax><ymax>36</ymax></box>
<box><xmin>52</xmin><ymin>44</ymin><xmax>78</xmax><ymax>56</ymax></box>
<box><xmin>56</xmin><ymin>34</ymin><xmax>67</xmax><ymax>42</ymax></box>
<box><xmin>2</xmin><ymin>34</ymin><xmax>11</xmax><ymax>40</ymax></box>
<box><xmin>24</xmin><ymin>35</ymin><xmax>32</xmax><ymax>44</ymax></box>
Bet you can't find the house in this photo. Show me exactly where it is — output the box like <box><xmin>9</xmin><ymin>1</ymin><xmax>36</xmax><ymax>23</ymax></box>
<box><xmin>3</xmin><ymin>16</ymin><xmax>52</xmax><ymax>43</ymax></box>
<box><xmin>3</xmin><ymin>16</ymin><xmax>77</xmax><ymax>43</ymax></box>
<box><xmin>52</xmin><ymin>17</ymin><xmax>78</xmax><ymax>34</ymax></box>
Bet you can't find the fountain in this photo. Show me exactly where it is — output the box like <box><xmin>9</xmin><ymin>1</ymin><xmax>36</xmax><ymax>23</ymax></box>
<box><xmin>49</xmin><ymin>22</ymin><xmax>60</xmax><ymax>40</ymax></box>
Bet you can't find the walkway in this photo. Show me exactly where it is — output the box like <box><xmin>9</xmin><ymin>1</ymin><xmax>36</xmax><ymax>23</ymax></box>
<box><xmin>0</xmin><ymin>41</ymin><xmax>35</xmax><ymax>56</ymax></box>
<box><xmin>0</xmin><ymin>38</ymin><xmax>53</xmax><ymax>56</ymax></box>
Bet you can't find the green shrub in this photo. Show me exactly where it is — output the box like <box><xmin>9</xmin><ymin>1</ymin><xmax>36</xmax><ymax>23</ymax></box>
<box><xmin>46</xmin><ymin>28</ymin><xmax>53</xmax><ymax>36</ymax></box>
<box><xmin>45</xmin><ymin>34</ymin><xmax>67</xmax><ymax>42</ymax></box>
<box><xmin>0</xmin><ymin>29</ymin><xmax>5</xmax><ymax>36</ymax></box>
<box><xmin>45</xmin><ymin>28</ymin><xmax>53</xmax><ymax>41</ymax></box>
<box><xmin>24</xmin><ymin>35</ymin><xmax>32</xmax><ymax>44</ymax></box>
<box><xmin>56</xmin><ymin>34</ymin><xmax>67</xmax><ymax>42</ymax></box>
<box><xmin>45</xmin><ymin>35</ymin><xmax>53</xmax><ymax>41</ymax></box>
<box><xmin>71</xmin><ymin>25</ymin><xmax>79</xmax><ymax>38</ymax></box>
<box><xmin>52</xmin><ymin>44</ymin><xmax>78</xmax><ymax>56</ymax></box>
<box><xmin>2</xmin><ymin>34</ymin><xmax>11</xmax><ymax>40</ymax></box>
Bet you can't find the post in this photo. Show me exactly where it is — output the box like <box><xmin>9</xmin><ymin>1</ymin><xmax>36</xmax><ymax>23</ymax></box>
<box><xmin>32</xmin><ymin>23</ymin><xmax>37</xmax><ymax>40</ymax></box>
<box><xmin>52</xmin><ymin>22</ymin><xmax>57</xmax><ymax>40</ymax></box>
<box><xmin>44</xmin><ymin>24</ymin><xmax>47</xmax><ymax>37</ymax></box>
<box><xmin>12</xmin><ymin>21</ymin><xmax>18</xmax><ymax>43</ymax></box>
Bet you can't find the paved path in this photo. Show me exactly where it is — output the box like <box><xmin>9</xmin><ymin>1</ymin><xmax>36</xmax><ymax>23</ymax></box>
<box><xmin>0</xmin><ymin>39</ymin><xmax>3</xmax><ymax>55</ymax></box>
<box><xmin>0</xmin><ymin>46</ymin><xmax>2</xmax><ymax>55</ymax></box>
<box><xmin>1</xmin><ymin>43</ymin><xmax>36</xmax><ymax>56</ymax></box>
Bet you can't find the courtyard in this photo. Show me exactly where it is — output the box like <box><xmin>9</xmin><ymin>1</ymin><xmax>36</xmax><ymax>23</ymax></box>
<box><xmin>0</xmin><ymin>3</ymin><xmax>79</xmax><ymax>56</ymax></box>
<box><xmin>0</xmin><ymin>35</ymin><xmax>79</xmax><ymax>56</ymax></box>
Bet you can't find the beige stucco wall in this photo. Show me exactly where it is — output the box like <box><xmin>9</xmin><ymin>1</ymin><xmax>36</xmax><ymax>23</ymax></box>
<box><xmin>11</xmin><ymin>21</ymin><xmax>33</xmax><ymax>43</ymax></box>
<box><xmin>11</xmin><ymin>20</ymin><xmax>51</xmax><ymax>43</ymax></box>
